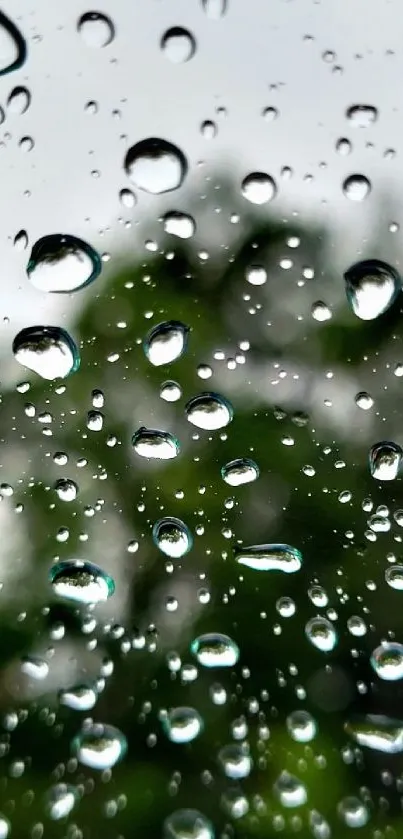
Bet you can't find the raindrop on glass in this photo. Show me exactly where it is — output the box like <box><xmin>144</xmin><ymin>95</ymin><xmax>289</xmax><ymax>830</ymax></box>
<box><xmin>369</xmin><ymin>441</ymin><xmax>402</xmax><ymax>481</ymax></box>
<box><xmin>355</xmin><ymin>391</ymin><xmax>374</xmax><ymax>410</ymax></box>
<box><xmin>245</xmin><ymin>265</ymin><xmax>267</xmax><ymax>286</ymax></box>
<box><xmin>164</xmin><ymin>809</ymin><xmax>214</xmax><ymax>839</ymax></box>
<box><xmin>144</xmin><ymin>320</ymin><xmax>189</xmax><ymax>366</ymax></box>
<box><xmin>132</xmin><ymin>427</ymin><xmax>180</xmax><ymax>460</ymax></box>
<box><xmin>371</xmin><ymin>642</ymin><xmax>403</xmax><ymax>681</ymax></box>
<box><xmin>221</xmin><ymin>457</ymin><xmax>259</xmax><ymax>486</ymax></box>
<box><xmin>162</xmin><ymin>707</ymin><xmax>203</xmax><ymax>743</ymax></box>
<box><xmin>342</xmin><ymin>174</ymin><xmax>371</xmax><ymax>201</ymax></box>
<box><xmin>161</xmin><ymin>27</ymin><xmax>196</xmax><ymax>63</ymax></box>
<box><xmin>346</xmin><ymin>104</ymin><xmax>378</xmax><ymax>127</ymax></box>
<box><xmin>185</xmin><ymin>392</ymin><xmax>233</xmax><ymax>430</ymax></box>
<box><xmin>7</xmin><ymin>85</ymin><xmax>30</xmax><ymax>114</ymax></box>
<box><xmin>241</xmin><ymin>172</ymin><xmax>277</xmax><ymax>205</ymax></box>
<box><xmin>191</xmin><ymin>632</ymin><xmax>239</xmax><ymax>667</ymax></box>
<box><xmin>344</xmin><ymin>259</ymin><xmax>400</xmax><ymax>320</ymax></box>
<box><xmin>305</xmin><ymin>617</ymin><xmax>337</xmax><ymax>652</ymax></box>
<box><xmin>45</xmin><ymin>784</ymin><xmax>78</xmax><ymax>820</ymax></box>
<box><xmin>125</xmin><ymin>138</ymin><xmax>187</xmax><ymax>195</ymax></box>
<box><xmin>153</xmin><ymin>517</ymin><xmax>192</xmax><ymax>558</ymax></box>
<box><xmin>77</xmin><ymin>12</ymin><xmax>115</xmax><ymax>47</ymax></box>
<box><xmin>0</xmin><ymin>12</ymin><xmax>26</xmax><ymax>75</ymax></box>
<box><xmin>27</xmin><ymin>234</ymin><xmax>101</xmax><ymax>294</ymax></box>
<box><xmin>201</xmin><ymin>0</ymin><xmax>227</xmax><ymax>19</ymax></box>
<box><xmin>59</xmin><ymin>683</ymin><xmax>98</xmax><ymax>711</ymax></box>
<box><xmin>286</xmin><ymin>710</ymin><xmax>317</xmax><ymax>743</ymax></box>
<box><xmin>13</xmin><ymin>325</ymin><xmax>80</xmax><ymax>380</ymax></box>
<box><xmin>234</xmin><ymin>543</ymin><xmax>302</xmax><ymax>573</ymax></box>
<box><xmin>163</xmin><ymin>211</ymin><xmax>196</xmax><ymax>239</ymax></box>
<box><xmin>160</xmin><ymin>380</ymin><xmax>182</xmax><ymax>402</ymax></box>
<box><xmin>54</xmin><ymin>477</ymin><xmax>78</xmax><ymax>502</ymax></box>
<box><xmin>345</xmin><ymin>714</ymin><xmax>403</xmax><ymax>754</ymax></box>
<box><xmin>72</xmin><ymin>722</ymin><xmax>127</xmax><ymax>769</ymax></box>
<box><xmin>49</xmin><ymin>559</ymin><xmax>115</xmax><ymax>605</ymax></box>
<box><xmin>273</xmin><ymin>772</ymin><xmax>307</xmax><ymax>808</ymax></box>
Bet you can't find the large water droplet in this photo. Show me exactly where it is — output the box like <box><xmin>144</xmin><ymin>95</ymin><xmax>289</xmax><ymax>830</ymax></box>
<box><xmin>344</xmin><ymin>259</ymin><xmax>400</xmax><ymax>320</ymax></box>
<box><xmin>153</xmin><ymin>517</ymin><xmax>192</xmax><ymax>558</ymax></box>
<box><xmin>21</xmin><ymin>655</ymin><xmax>49</xmax><ymax>680</ymax></box>
<box><xmin>371</xmin><ymin>642</ymin><xmax>403</xmax><ymax>681</ymax></box>
<box><xmin>77</xmin><ymin>12</ymin><xmax>115</xmax><ymax>47</ymax></box>
<box><xmin>221</xmin><ymin>457</ymin><xmax>259</xmax><ymax>487</ymax></box>
<box><xmin>0</xmin><ymin>12</ymin><xmax>26</xmax><ymax>75</ymax></box>
<box><xmin>161</xmin><ymin>27</ymin><xmax>196</xmax><ymax>63</ymax></box>
<box><xmin>27</xmin><ymin>234</ymin><xmax>101</xmax><ymax>293</ymax></box>
<box><xmin>59</xmin><ymin>683</ymin><xmax>98</xmax><ymax>711</ymax></box>
<box><xmin>385</xmin><ymin>565</ymin><xmax>403</xmax><ymax>590</ymax></box>
<box><xmin>338</xmin><ymin>797</ymin><xmax>369</xmax><ymax>829</ymax></box>
<box><xmin>218</xmin><ymin>743</ymin><xmax>252</xmax><ymax>779</ymax></box>
<box><xmin>54</xmin><ymin>478</ymin><xmax>78</xmax><ymax>502</ymax></box>
<box><xmin>125</xmin><ymin>138</ymin><xmax>187</xmax><ymax>194</ymax></box>
<box><xmin>164</xmin><ymin>809</ymin><xmax>214</xmax><ymax>839</ymax></box>
<box><xmin>202</xmin><ymin>0</ymin><xmax>227</xmax><ymax>18</ymax></box>
<box><xmin>46</xmin><ymin>784</ymin><xmax>78</xmax><ymax>820</ymax></box>
<box><xmin>160</xmin><ymin>380</ymin><xmax>182</xmax><ymax>402</ymax></box>
<box><xmin>162</xmin><ymin>706</ymin><xmax>203</xmax><ymax>743</ymax></box>
<box><xmin>72</xmin><ymin>723</ymin><xmax>127</xmax><ymax>769</ymax></box>
<box><xmin>369</xmin><ymin>441</ymin><xmax>402</xmax><ymax>481</ymax></box>
<box><xmin>305</xmin><ymin>617</ymin><xmax>337</xmax><ymax>652</ymax></box>
<box><xmin>342</xmin><ymin>174</ymin><xmax>371</xmax><ymax>201</ymax></box>
<box><xmin>49</xmin><ymin>559</ymin><xmax>115</xmax><ymax>605</ymax></box>
<box><xmin>132</xmin><ymin>427</ymin><xmax>180</xmax><ymax>460</ymax></box>
<box><xmin>355</xmin><ymin>391</ymin><xmax>374</xmax><ymax>410</ymax></box>
<box><xmin>144</xmin><ymin>320</ymin><xmax>189</xmax><ymax>366</ymax></box>
<box><xmin>163</xmin><ymin>211</ymin><xmax>196</xmax><ymax>239</ymax></box>
<box><xmin>345</xmin><ymin>714</ymin><xmax>403</xmax><ymax>753</ymax></box>
<box><xmin>234</xmin><ymin>543</ymin><xmax>302</xmax><ymax>573</ymax></box>
<box><xmin>191</xmin><ymin>632</ymin><xmax>239</xmax><ymax>667</ymax></box>
<box><xmin>241</xmin><ymin>171</ymin><xmax>277</xmax><ymax>204</ymax></box>
<box><xmin>186</xmin><ymin>392</ymin><xmax>233</xmax><ymax>430</ymax></box>
<box><xmin>7</xmin><ymin>85</ymin><xmax>30</xmax><ymax>114</ymax></box>
<box><xmin>346</xmin><ymin>104</ymin><xmax>378</xmax><ymax>127</ymax></box>
<box><xmin>13</xmin><ymin>326</ymin><xmax>80</xmax><ymax>380</ymax></box>
<box><xmin>286</xmin><ymin>710</ymin><xmax>317</xmax><ymax>743</ymax></box>
<box><xmin>274</xmin><ymin>772</ymin><xmax>307</xmax><ymax>808</ymax></box>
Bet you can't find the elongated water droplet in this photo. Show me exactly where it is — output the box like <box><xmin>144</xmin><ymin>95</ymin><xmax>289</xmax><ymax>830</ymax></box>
<box><xmin>274</xmin><ymin>772</ymin><xmax>307</xmax><ymax>808</ymax></box>
<box><xmin>342</xmin><ymin>173</ymin><xmax>371</xmax><ymax>201</ymax></box>
<box><xmin>54</xmin><ymin>478</ymin><xmax>78</xmax><ymax>502</ymax></box>
<box><xmin>345</xmin><ymin>714</ymin><xmax>403</xmax><ymax>753</ymax></box>
<box><xmin>164</xmin><ymin>809</ymin><xmax>214</xmax><ymax>839</ymax></box>
<box><xmin>7</xmin><ymin>85</ymin><xmax>30</xmax><ymax>114</ymax></box>
<box><xmin>286</xmin><ymin>710</ymin><xmax>317</xmax><ymax>743</ymax></box>
<box><xmin>346</xmin><ymin>104</ymin><xmax>378</xmax><ymax>127</ymax></box>
<box><xmin>72</xmin><ymin>722</ymin><xmax>127</xmax><ymax>769</ymax></box>
<box><xmin>77</xmin><ymin>12</ymin><xmax>115</xmax><ymax>47</ymax></box>
<box><xmin>125</xmin><ymin>138</ymin><xmax>187</xmax><ymax>194</ymax></box>
<box><xmin>221</xmin><ymin>457</ymin><xmax>259</xmax><ymax>486</ymax></box>
<box><xmin>162</xmin><ymin>706</ymin><xmax>203</xmax><ymax>743</ymax></box>
<box><xmin>13</xmin><ymin>325</ymin><xmax>80</xmax><ymax>380</ymax></box>
<box><xmin>234</xmin><ymin>543</ymin><xmax>302</xmax><ymax>573</ymax></box>
<box><xmin>144</xmin><ymin>320</ymin><xmax>189</xmax><ymax>366</ymax></box>
<box><xmin>46</xmin><ymin>784</ymin><xmax>78</xmax><ymax>820</ymax></box>
<box><xmin>344</xmin><ymin>259</ymin><xmax>400</xmax><ymax>320</ymax></box>
<box><xmin>59</xmin><ymin>683</ymin><xmax>97</xmax><ymax>711</ymax></box>
<box><xmin>369</xmin><ymin>441</ymin><xmax>402</xmax><ymax>481</ymax></box>
<box><xmin>186</xmin><ymin>392</ymin><xmax>233</xmax><ymax>430</ymax></box>
<box><xmin>191</xmin><ymin>632</ymin><xmax>239</xmax><ymax>667</ymax></box>
<box><xmin>119</xmin><ymin>187</ymin><xmax>136</xmax><ymax>208</ymax></box>
<box><xmin>132</xmin><ymin>427</ymin><xmax>180</xmax><ymax>460</ymax></box>
<box><xmin>0</xmin><ymin>12</ymin><xmax>26</xmax><ymax>75</ymax></box>
<box><xmin>161</xmin><ymin>27</ymin><xmax>196</xmax><ymax>63</ymax></box>
<box><xmin>163</xmin><ymin>211</ymin><xmax>195</xmax><ymax>239</ymax></box>
<box><xmin>305</xmin><ymin>617</ymin><xmax>337</xmax><ymax>652</ymax></box>
<box><xmin>202</xmin><ymin>0</ymin><xmax>227</xmax><ymax>18</ymax></box>
<box><xmin>27</xmin><ymin>234</ymin><xmax>101</xmax><ymax>293</ymax></box>
<box><xmin>241</xmin><ymin>171</ymin><xmax>277</xmax><ymax>204</ymax></box>
<box><xmin>371</xmin><ymin>642</ymin><xmax>403</xmax><ymax>680</ymax></box>
<box><xmin>49</xmin><ymin>559</ymin><xmax>115</xmax><ymax>605</ymax></box>
<box><xmin>153</xmin><ymin>517</ymin><xmax>192</xmax><ymax>558</ymax></box>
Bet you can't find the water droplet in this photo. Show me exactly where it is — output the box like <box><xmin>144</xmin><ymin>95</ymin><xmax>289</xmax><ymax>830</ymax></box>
<box><xmin>21</xmin><ymin>655</ymin><xmax>49</xmax><ymax>680</ymax></box>
<box><xmin>46</xmin><ymin>784</ymin><xmax>78</xmax><ymax>820</ymax></box>
<box><xmin>59</xmin><ymin>683</ymin><xmax>97</xmax><ymax>711</ymax></box>
<box><xmin>245</xmin><ymin>265</ymin><xmax>267</xmax><ymax>286</ymax></box>
<box><xmin>221</xmin><ymin>789</ymin><xmax>249</xmax><ymax>819</ymax></box>
<box><xmin>49</xmin><ymin>559</ymin><xmax>115</xmax><ymax>605</ymax></box>
<box><xmin>161</xmin><ymin>27</ymin><xmax>196</xmax><ymax>63</ymax></box>
<box><xmin>218</xmin><ymin>743</ymin><xmax>252</xmax><ymax>779</ymax></box>
<box><xmin>164</xmin><ymin>809</ymin><xmax>214</xmax><ymax>839</ymax></box>
<box><xmin>355</xmin><ymin>391</ymin><xmax>374</xmax><ymax>410</ymax></box>
<box><xmin>87</xmin><ymin>410</ymin><xmax>104</xmax><ymax>431</ymax></box>
<box><xmin>72</xmin><ymin>722</ymin><xmax>127</xmax><ymax>769</ymax></box>
<box><xmin>369</xmin><ymin>441</ymin><xmax>402</xmax><ymax>481</ymax></box>
<box><xmin>160</xmin><ymin>380</ymin><xmax>182</xmax><ymax>402</ymax></box>
<box><xmin>7</xmin><ymin>85</ymin><xmax>30</xmax><ymax>114</ymax></box>
<box><xmin>201</xmin><ymin>0</ymin><xmax>227</xmax><ymax>19</ymax></box>
<box><xmin>221</xmin><ymin>457</ymin><xmax>259</xmax><ymax>487</ymax></box>
<box><xmin>125</xmin><ymin>138</ymin><xmax>187</xmax><ymax>194</ymax></box>
<box><xmin>305</xmin><ymin>617</ymin><xmax>337</xmax><ymax>652</ymax></box>
<box><xmin>27</xmin><ymin>234</ymin><xmax>101</xmax><ymax>293</ymax></box>
<box><xmin>163</xmin><ymin>211</ymin><xmax>195</xmax><ymax>239</ymax></box>
<box><xmin>185</xmin><ymin>392</ymin><xmax>233</xmax><ymax>430</ymax></box>
<box><xmin>191</xmin><ymin>632</ymin><xmax>239</xmax><ymax>667</ymax></box>
<box><xmin>345</xmin><ymin>714</ymin><xmax>403</xmax><ymax>754</ymax></box>
<box><xmin>0</xmin><ymin>12</ymin><xmax>26</xmax><ymax>75</ymax></box>
<box><xmin>0</xmin><ymin>816</ymin><xmax>10</xmax><ymax>839</ymax></box>
<box><xmin>153</xmin><ymin>517</ymin><xmax>192</xmax><ymax>558</ymax></box>
<box><xmin>338</xmin><ymin>797</ymin><xmax>369</xmax><ymax>829</ymax></box>
<box><xmin>241</xmin><ymin>172</ymin><xmax>277</xmax><ymax>204</ymax></box>
<box><xmin>77</xmin><ymin>12</ymin><xmax>115</xmax><ymax>47</ymax></box>
<box><xmin>132</xmin><ymin>427</ymin><xmax>180</xmax><ymax>459</ymax></box>
<box><xmin>144</xmin><ymin>320</ymin><xmax>189</xmax><ymax>366</ymax></box>
<box><xmin>162</xmin><ymin>707</ymin><xmax>203</xmax><ymax>743</ymax></box>
<box><xmin>386</xmin><ymin>565</ymin><xmax>403</xmax><ymax>590</ymax></box>
<box><xmin>342</xmin><ymin>174</ymin><xmax>371</xmax><ymax>201</ymax></box>
<box><xmin>286</xmin><ymin>710</ymin><xmax>317</xmax><ymax>743</ymax></box>
<box><xmin>54</xmin><ymin>477</ymin><xmax>78</xmax><ymax>502</ymax></box>
<box><xmin>336</xmin><ymin>137</ymin><xmax>352</xmax><ymax>155</ymax></box>
<box><xmin>13</xmin><ymin>325</ymin><xmax>80</xmax><ymax>380</ymax></box>
<box><xmin>234</xmin><ymin>543</ymin><xmax>302</xmax><ymax>573</ymax></box>
<box><xmin>200</xmin><ymin>119</ymin><xmax>217</xmax><ymax>139</ymax></box>
<box><xmin>371</xmin><ymin>642</ymin><xmax>403</xmax><ymax>680</ymax></box>
<box><xmin>344</xmin><ymin>259</ymin><xmax>400</xmax><ymax>320</ymax></box>
<box><xmin>346</xmin><ymin>104</ymin><xmax>378</xmax><ymax>127</ymax></box>
<box><xmin>274</xmin><ymin>771</ymin><xmax>307</xmax><ymax>808</ymax></box>
<box><xmin>19</xmin><ymin>134</ymin><xmax>33</xmax><ymax>152</ymax></box>
<box><xmin>262</xmin><ymin>106</ymin><xmax>278</xmax><ymax>121</ymax></box>
<box><xmin>14</xmin><ymin>229</ymin><xmax>28</xmax><ymax>250</ymax></box>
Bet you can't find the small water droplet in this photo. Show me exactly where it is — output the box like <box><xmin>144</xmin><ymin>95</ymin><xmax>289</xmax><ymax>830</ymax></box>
<box><xmin>59</xmin><ymin>683</ymin><xmax>97</xmax><ymax>711</ymax></box>
<box><xmin>46</xmin><ymin>784</ymin><xmax>78</xmax><ymax>820</ymax></box>
<box><xmin>72</xmin><ymin>722</ymin><xmax>127</xmax><ymax>769</ymax></box>
<box><xmin>371</xmin><ymin>642</ymin><xmax>403</xmax><ymax>680</ymax></box>
<box><xmin>342</xmin><ymin>174</ymin><xmax>371</xmax><ymax>201</ymax></box>
<box><xmin>185</xmin><ymin>392</ymin><xmax>233</xmax><ymax>430</ymax></box>
<box><xmin>161</xmin><ymin>27</ymin><xmax>196</xmax><ymax>63</ymax></box>
<box><xmin>241</xmin><ymin>171</ymin><xmax>277</xmax><ymax>204</ymax></box>
<box><xmin>369</xmin><ymin>441</ymin><xmax>402</xmax><ymax>481</ymax></box>
<box><xmin>338</xmin><ymin>797</ymin><xmax>369</xmax><ymax>829</ymax></box>
<box><xmin>163</xmin><ymin>211</ymin><xmax>195</xmax><ymax>239</ymax></box>
<box><xmin>27</xmin><ymin>234</ymin><xmax>101</xmax><ymax>293</ymax></box>
<box><xmin>336</xmin><ymin>137</ymin><xmax>352</xmax><ymax>155</ymax></box>
<box><xmin>311</xmin><ymin>301</ymin><xmax>332</xmax><ymax>322</ymax></box>
<box><xmin>49</xmin><ymin>559</ymin><xmax>115</xmax><ymax>605</ymax></box>
<box><xmin>119</xmin><ymin>187</ymin><xmax>136</xmax><ymax>208</ymax></box>
<box><xmin>218</xmin><ymin>743</ymin><xmax>252</xmax><ymax>779</ymax></box>
<box><xmin>14</xmin><ymin>229</ymin><xmax>28</xmax><ymax>250</ymax></box>
<box><xmin>7</xmin><ymin>85</ymin><xmax>30</xmax><ymax>114</ymax></box>
<box><xmin>0</xmin><ymin>12</ymin><xmax>26</xmax><ymax>75</ymax></box>
<box><xmin>54</xmin><ymin>477</ymin><xmax>78</xmax><ymax>502</ymax></box>
<box><xmin>200</xmin><ymin>119</ymin><xmax>217</xmax><ymax>139</ymax></box>
<box><xmin>344</xmin><ymin>259</ymin><xmax>400</xmax><ymax>320</ymax></box>
<box><xmin>274</xmin><ymin>771</ymin><xmax>307</xmax><ymax>808</ymax></box>
<box><xmin>286</xmin><ymin>710</ymin><xmax>317</xmax><ymax>743</ymax></box>
<box><xmin>153</xmin><ymin>517</ymin><xmax>192</xmax><ymax>558</ymax></box>
<box><xmin>234</xmin><ymin>543</ymin><xmax>302</xmax><ymax>573</ymax></box>
<box><xmin>162</xmin><ymin>707</ymin><xmax>203</xmax><ymax>743</ymax></box>
<box><xmin>164</xmin><ymin>809</ymin><xmax>214</xmax><ymax>839</ymax></box>
<box><xmin>77</xmin><ymin>12</ymin><xmax>115</xmax><ymax>47</ymax></box>
<box><xmin>346</xmin><ymin>104</ymin><xmax>378</xmax><ymax>127</ymax></box>
<box><xmin>355</xmin><ymin>391</ymin><xmax>374</xmax><ymax>410</ymax></box>
<box><xmin>245</xmin><ymin>265</ymin><xmax>267</xmax><ymax>286</ymax></box>
<box><xmin>201</xmin><ymin>0</ymin><xmax>227</xmax><ymax>19</ymax></box>
<box><xmin>191</xmin><ymin>632</ymin><xmax>239</xmax><ymax>667</ymax></box>
<box><xmin>262</xmin><ymin>106</ymin><xmax>278</xmax><ymax>121</ymax></box>
<box><xmin>13</xmin><ymin>325</ymin><xmax>80</xmax><ymax>380</ymax></box>
<box><xmin>132</xmin><ymin>427</ymin><xmax>180</xmax><ymax>459</ymax></box>
<box><xmin>144</xmin><ymin>320</ymin><xmax>189</xmax><ymax>366</ymax></box>
<box><xmin>125</xmin><ymin>138</ymin><xmax>187</xmax><ymax>194</ymax></box>
<box><xmin>305</xmin><ymin>617</ymin><xmax>337</xmax><ymax>652</ymax></box>
<box><xmin>345</xmin><ymin>714</ymin><xmax>403</xmax><ymax>753</ymax></box>
<box><xmin>221</xmin><ymin>457</ymin><xmax>259</xmax><ymax>486</ymax></box>
<box><xmin>160</xmin><ymin>380</ymin><xmax>182</xmax><ymax>402</ymax></box>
